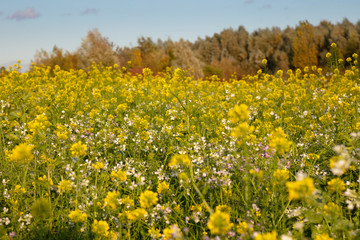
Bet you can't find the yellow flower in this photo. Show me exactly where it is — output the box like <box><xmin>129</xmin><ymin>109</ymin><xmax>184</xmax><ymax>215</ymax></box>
<box><xmin>38</xmin><ymin>175</ymin><xmax>54</xmax><ymax>186</ymax></box>
<box><xmin>314</xmin><ymin>233</ymin><xmax>334</xmax><ymax>240</ymax></box>
<box><xmin>268</xmin><ymin>127</ymin><xmax>292</xmax><ymax>155</ymax></box>
<box><xmin>56</xmin><ymin>124</ymin><xmax>68</xmax><ymax>140</ymax></box>
<box><xmin>68</xmin><ymin>209</ymin><xmax>87</xmax><ymax>223</ymax></box>
<box><xmin>178</xmin><ymin>172</ymin><xmax>189</xmax><ymax>183</ymax></box>
<box><xmin>163</xmin><ymin>225</ymin><xmax>174</xmax><ymax>240</ymax></box>
<box><xmin>92</xmin><ymin>220</ymin><xmax>109</xmax><ymax>237</ymax></box>
<box><xmin>104</xmin><ymin>191</ymin><xmax>120</xmax><ymax>210</ymax></box>
<box><xmin>231</xmin><ymin>122</ymin><xmax>255</xmax><ymax>139</ymax></box>
<box><xmin>91</xmin><ymin>162</ymin><xmax>104</xmax><ymax>170</ymax></box>
<box><xmin>7</xmin><ymin>143</ymin><xmax>34</xmax><ymax>164</ymax></box>
<box><xmin>236</xmin><ymin>221</ymin><xmax>249</xmax><ymax>234</ymax></box>
<box><xmin>228</xmin><ymin>104</ymin><xmax>250</xmax><ymax>124</ymax></box>
<box><xmin>262</xmin><ymin>59</ymin><xmax>267</xmax><ymax>65</ymax></box>
<box><xmin>254</xmin><ymin>231</ymin><xmax>277</xmax><ymax>240</ymax></box>
<box><xmin>120</xmin><ymin>195</ymin><xmax>134</xmax><ymax>207</ymax></box>
<box><xmin>27</xmin><ymin>114</ymin><xmax>51</xmax><ymax>134</ymax></box>
<box><xmin>330</xmin><ymin>42</ymin><xmax>337</xmax><ymax>48</ymax></box>
<box><xmin>148</xmin><ymin>228</ymin><xmax>162</xmax><ymax>238</ymax></box>
<box><xmin>326</xmin><ymin>52</ymin><xmax>332</xmax><ymax>58</ymax></box>
<box><xmin>139</xmin><ymin>190</ymin><xmax>158</xmax><ymax>208</ymax></box>
<box><xmin>109</xmin><ymin>231</ymin><xmax>118</xmax><ymax>240</ymax></box>
<box><xmin>215</xmin><ymin>205</ymin><xmax>231</xmax><ymax>213</ymax></box>
<box><xmin>327</xmin><ymin>178</ymin><xmax>345</xmax><ymax>193</ymax></box>
<box><xmin>57</xmin><ymin>179</ymin><xmax>73</xmax><ymax>194</ymax></box>
<box><xmin>168</xmin><ymin>154</ymin><xmax>190</xmax><ymax>168</ymax></box>
<box><xmin>286</xmin><ymin>177</ymin><xmax>315</xmax><ymax>200</ymax></box>
<box><xmin>70</xmin><ymin>141</ymin><xmax>87</xmax><ymax>157</ymax></box>
<box><xmin>13</xmin><ymin>185</ymin><xmax>26</xmax><ymax>194</ymax></box>
<box><xmin>323</xmin><ymin>202</ymin><xmax>340</xmax><ymax>216</ymax></box>
<box><xmin>273</xmin><ymin>169</ymin><xmax>290</xmax><ymax>182</ymax></box>
<box><xmin>163</xmin><ymin>224</ymin><xmax>182</xmax><ymax>240</ymax></box>
<box><xmin>126</xmin><ymin>208</ymin><xmax>147</xmax><ymax>221</ymax></box>
<box><xmin>116</xmin><ymin>103</ymin><xmax>127</xmax><ymax>112</ymax></box>
<box><xmin>157</xmin><ymin>181</ymin><xmax>170</xmax><ymax>194</ymax></box>
<box><xmin>111</xmin><ymin>169</ymin><xmax>127</xmax><ymax>182</ymax></box>
<box><xmin>207</xmin><ymin>209</ymin><xmax>233</xmax><ymax>235</ymax></box>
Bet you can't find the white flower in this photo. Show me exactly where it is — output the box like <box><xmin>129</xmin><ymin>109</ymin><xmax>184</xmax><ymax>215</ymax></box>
<box><xmin>293</xmin><ymin>221</ymin><xmax>304</xmax><ymax>231</ymax></box>
<box><xmin>281</xmin><ymin>234</ymin><xmax>293</xmax><ymax>240</ymax></box>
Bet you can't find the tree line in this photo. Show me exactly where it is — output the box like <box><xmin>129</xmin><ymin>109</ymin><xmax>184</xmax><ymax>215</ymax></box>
<box><xmin>31</xmin><ymin>19</ymin><xmax>360</xmax><ymax>79</ymax></box>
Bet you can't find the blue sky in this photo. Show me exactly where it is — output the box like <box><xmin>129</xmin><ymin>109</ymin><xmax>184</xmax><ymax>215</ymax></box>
<box><xmin>1</xmin><ymin>0</ymin><xmax>360</xmax><ymax>69</ymax></box>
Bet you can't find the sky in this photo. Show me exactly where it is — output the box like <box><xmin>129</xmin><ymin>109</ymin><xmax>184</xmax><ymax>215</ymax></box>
<box><xmin>1</xmin><ymin>0</ymin><xmax>360</xmax><ymax>70</ymax></box>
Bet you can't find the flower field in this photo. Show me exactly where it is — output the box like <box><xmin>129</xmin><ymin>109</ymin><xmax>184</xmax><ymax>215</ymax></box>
<box><xmin>1</xmin><ymin>52</ymin><xmax>360</xmax><ymax>239</ymax></box>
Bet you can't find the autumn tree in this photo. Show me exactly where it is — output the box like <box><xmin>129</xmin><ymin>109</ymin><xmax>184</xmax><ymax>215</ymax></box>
<box><xmin>292</xmin><ymin>21</ymin><xmax>318</xmax><ymax>69</ymax></box>
<box><xmin>338</xmin><ymin>19</ymin><xmax>360</xmax><ymax>59</ymax></box>
<box><xmin>33</xmin><ymin>46</ymin><xmax>79</xmax><ymax>71</ymax></box>
<box><xmin>76</xmin><ymin>28</ymin><xmax>118</xmax><ymax>69</ymax></box>
<box><xmin>137</xmin><ymin>37</ymin><xmax>170</xmax><ymax>73</ymax></box>
<box><xmin>169</xmin><ymin>39</ymin><xmax>204</xmax><ymax>79</ymax></box>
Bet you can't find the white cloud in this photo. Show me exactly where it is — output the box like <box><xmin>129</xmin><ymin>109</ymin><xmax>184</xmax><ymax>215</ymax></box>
<box><xmin>8</xmin><ymin>8</ymin><xmax>40</xmax><ymax>21</ymax></box>
<box><xmin>81</xmin><ymin>8</ymin><xmax>99</xmax><ymax>15</ymax></box>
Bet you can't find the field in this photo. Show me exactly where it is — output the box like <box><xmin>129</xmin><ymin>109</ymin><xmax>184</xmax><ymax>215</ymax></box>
<box><xmin>1</xmin><ymin>50</ymin><xmax>360</xmax><ymax>239</ymax></box>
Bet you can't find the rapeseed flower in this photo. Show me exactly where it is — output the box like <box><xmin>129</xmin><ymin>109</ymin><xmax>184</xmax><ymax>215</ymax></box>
<box><xmin>236</xmin><ymin>221</ymin><xmax>253</xmax><ymax>235</ymax></box>
<box><xmin>231</xmin><ymin>122</ymin><xmax>254</xmax><ymax>139</ymax></box>
<box><xmin>92</xmin><ymin>220</ymin><xmax>110</xmax><ymax>237</ymax></box>
<box><xmin>207</xmin><ymin>209</ymin><xmax>233</xmax><ymax>235</ymax></box>
<box><xmin>268</xmin><ymin>127</ymin><xmax>292</xmax><ymax>155</ymax></box>
<box><xmin>120</xmin><ymin>196</ymin><xmax>134</xmax><ymax>207</ymax></box>
<box><xmin>273</xmin><ymin>169</ymin><xmax>290</xmax><ymax>182</ymax></box>
<box><xmin>27</xmin><ymin>114</ymin><xmax>51</xmax><ymax>134</ymax></box>
<box><xmin>148</xmin><ymin>228</ymin><xmax>162</xmax><ymax>238</ymax></box>
<box><xmin>215</xmin><ymin>204</ymin><xmax>231</xmax><ymax>213</ymax></box>
<box><xmin>13</xmin><ymin>185</ymin><xmax>26</xmax><ymax>194</ymax></box>
<box><xmin>254</xmin><ymin>231</ymin><xmax>277</xmax><ymax>240</ymax></box>
<box><xmin>7</xmin><ymin>143</ymin><xmax>34</xmax><ymax>164</ymax></box>
<box><xmin>68</xmin><ymin>209</ymin><xmax>87</xmax><ymax>223</ymax></box>
<box><xmin>57</xmin><ymin>179</ymin><xmax>73</xmax><ymax>194</ymax></box>
<box><xmin>286</xmin><ymin>177</ymin><xmax>315</xmax><ymax>200</ymax></box>
<box><xmin>163</xmin><ymin>224</ymin><xmax>182</xmax><ymax>240</ymax></box>
<box><xmin>228</xmin><ymin>104</ymin><xmax>250</xmax><ymax>124</ymax></box>
<box><xmin>111</xmin><ymin>169</ymin><xmax>127</xmax><ymax>182</ymax></box>
<box><xmin>323</xmin><ymin>202</ymin><xmax>340</xmax><ymax>216</ymax></box>
<box><xmin>91</xmin><ymin>162</ymin><xmax>104</xmax><ymax>170</ymax></box>
<box><xmin>327</xmin><ymin>178</ymin><xmax>345</xmax><ymax>193</ymax></box>
<box><xmin>126</xmin><ymin>208</ymin><xmax>147</xmax><ymax>221</ymax></box>
<box><xmin>168</xmin><ymin>154</ymin><xmax>190</xmax><ymax>168</ymax></box>
<box><xmin>70</xmin><ymin>141</ymin><xmax>87</xmax><ymax>157</ymax></box>
<box><xmin>104</xmin><ymin>191</ymin><xmax>120</xmax><ymax>210</ymax></box>
<box><xmin>157</xmin><ymin>181</ymin><xmax>170</xmax><ymax>194</ymax></box>
<box><xmin>314</xmin><ymin>233</ymin><xmax>334</xmax><ymax>240</ymax></box>
<box><xmin>139</xmin><ymin>190</ymin><xmax>158</xmax><ymax>208</ymax></box>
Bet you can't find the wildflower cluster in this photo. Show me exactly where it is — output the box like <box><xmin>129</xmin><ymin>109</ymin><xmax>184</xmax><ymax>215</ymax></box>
<box><xmin>1</xmin><ymin>51</ymin><xmax>360</xmax><ymax>239</ymax></box>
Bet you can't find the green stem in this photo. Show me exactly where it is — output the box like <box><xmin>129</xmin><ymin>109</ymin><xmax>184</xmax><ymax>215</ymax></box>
<box><xmin>189</xmin><ymin>162</ymin><xmax>213</xmax><ymax>214</ymax></box>
<box><xmin>276</xmin><ymin>200</ymin><xmax>291</xmax><ymax>228</ymax></box>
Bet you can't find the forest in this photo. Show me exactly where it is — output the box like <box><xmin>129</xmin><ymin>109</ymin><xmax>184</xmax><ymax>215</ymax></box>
<box><xmin>3</xmin><ymin>19</ymin><xmax>360</xmax><ymax>79</ymax></box>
